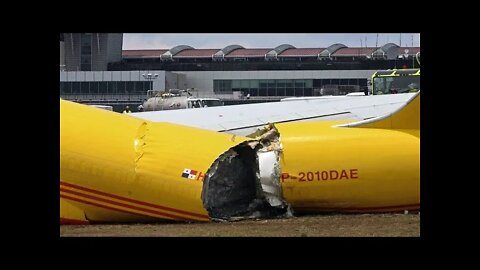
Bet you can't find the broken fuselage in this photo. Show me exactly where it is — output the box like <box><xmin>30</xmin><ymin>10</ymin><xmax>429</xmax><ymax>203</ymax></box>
<box><xmin>60</xmin><ymin>95</ymin><xmax>419</xmax><ymax>224</ymax></box>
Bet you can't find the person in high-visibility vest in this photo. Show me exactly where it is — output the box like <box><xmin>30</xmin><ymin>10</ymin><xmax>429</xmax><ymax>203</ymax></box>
<box><xmin>122</xmin><ymin>106</ymin><xmax>132</xmax><ymax>114</ymax></box>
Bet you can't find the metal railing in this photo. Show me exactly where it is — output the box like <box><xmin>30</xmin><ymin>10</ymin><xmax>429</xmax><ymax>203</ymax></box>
<box><xmin>61</xmin><ymin>92</ymin><xmax>148</xmax><ymax>102</ymax></box>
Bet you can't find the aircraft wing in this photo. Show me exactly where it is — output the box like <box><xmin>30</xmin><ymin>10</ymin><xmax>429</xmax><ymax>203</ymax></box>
<box><xmin>131</xmin><ymin>93</ymin><xmax>417</xmax><ymax>136</ymax></box>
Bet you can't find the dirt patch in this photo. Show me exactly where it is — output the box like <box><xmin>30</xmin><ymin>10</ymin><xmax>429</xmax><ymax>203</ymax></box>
<box><xmin>60</xmin><ymin>213</ymin><xmax>419</xmax><ymax>237</ymax></box>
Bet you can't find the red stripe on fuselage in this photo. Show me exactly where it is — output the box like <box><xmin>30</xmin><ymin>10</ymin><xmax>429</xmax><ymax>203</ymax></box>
<box><xmin>294</xmin><ymin>203</ymin><xmax>420</xmax><ymax>212</ymax></box>
<box><xmin>60</xmin><ymin>188</ymin><xmax>205</xmax><ymax>221</ymax></box>
<box><xmin>60</xmin><ymin>217</ymin><xmax>89</xmax><ymax>225</ymax></box>
<box><xmin>60</xmin><ymin>181</ymin><xmax>208</xmax><ymax>219</ymax></box>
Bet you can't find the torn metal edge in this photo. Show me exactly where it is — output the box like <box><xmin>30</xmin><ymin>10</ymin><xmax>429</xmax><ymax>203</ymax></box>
<box><xmin>202</xmin><ymin>124</ymin><xmax>292</xmax><ymax>222</ymax></box>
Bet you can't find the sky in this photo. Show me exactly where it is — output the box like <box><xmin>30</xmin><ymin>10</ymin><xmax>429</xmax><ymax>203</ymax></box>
<box><xmin>123</xmin><ymin>33</ymin><xmax>420</xmax><ymax>50</ymax></box>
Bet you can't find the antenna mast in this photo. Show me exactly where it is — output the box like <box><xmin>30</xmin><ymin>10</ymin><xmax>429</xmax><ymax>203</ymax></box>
<box><xmin>360</xmin><ymin>38</ymin><xmax>363</xmax><ymax>50</ymax></box>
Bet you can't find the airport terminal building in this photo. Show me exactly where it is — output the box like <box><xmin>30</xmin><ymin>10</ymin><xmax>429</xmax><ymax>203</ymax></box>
<box><xmin>59</xmin><ymin>33</ymin><xmax>420</xmax><ymax>108</ymax></box>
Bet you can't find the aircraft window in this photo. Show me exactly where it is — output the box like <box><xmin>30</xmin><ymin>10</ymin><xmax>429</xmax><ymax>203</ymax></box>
<box><xmin>373</xmin><ymin>77</ymin><xmax>385</xmax><ymax>95</ymax></box>
<box><xmin>388</xmin><ymin>76</ymin><xmax>420</xmax><ymax>93</ymax></box>
<box><xmin>373</xmin><ymin>76</ymin><xmax>420</xmax><ymax>94</ymax></box>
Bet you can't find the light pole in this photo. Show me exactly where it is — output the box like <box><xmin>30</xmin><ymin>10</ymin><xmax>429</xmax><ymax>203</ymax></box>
<box><xmin>404</xmin><ymin>49</ymin><xmax>410</xmax><ymax>68</ymax></box>
<box><xmin>142</xmin><ymin>72</ymin><xmax>158</xmax><ymax>93</ymax></box>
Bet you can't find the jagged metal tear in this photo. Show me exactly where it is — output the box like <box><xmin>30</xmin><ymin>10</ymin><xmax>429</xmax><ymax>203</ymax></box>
<box><xmin>201</xmin><ymin>126</ymin><xmax>292</xmax><ymax>221</ymax></box>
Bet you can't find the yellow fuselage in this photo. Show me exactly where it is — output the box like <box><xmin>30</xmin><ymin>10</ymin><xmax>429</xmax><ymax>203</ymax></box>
<box><xmin>60</xmin><ymin>99</ymin><xmax>419</xmax><ymax>223</ymax></box>
<box><xmin>276</xmin><ymin>121</ymin><xmax>419</xmax><ymax>212</ymax></box>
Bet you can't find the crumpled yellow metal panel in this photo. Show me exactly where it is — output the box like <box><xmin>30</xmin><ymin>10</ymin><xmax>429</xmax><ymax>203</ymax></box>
<box><xmin>60</xmin><ymin>99</ymin><xmax>249</xmax><ymax>222</ymax></box>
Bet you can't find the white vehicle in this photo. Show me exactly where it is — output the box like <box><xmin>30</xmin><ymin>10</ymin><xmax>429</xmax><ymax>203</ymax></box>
<box><xmin>186</xmin><ymin>98</ymin><xmax>224</xmax><ymax>108</ymax></box>
<box><xmin>142</xmin><ymin>89</ymin><xmax>223</xmax><ymax>111</ymax></box>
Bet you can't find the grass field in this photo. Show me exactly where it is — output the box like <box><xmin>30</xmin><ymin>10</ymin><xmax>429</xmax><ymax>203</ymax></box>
<box><xmin>60</xmin><ymin>213</ymin><xmax>420</xmax><ymax>237</ymax></box>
